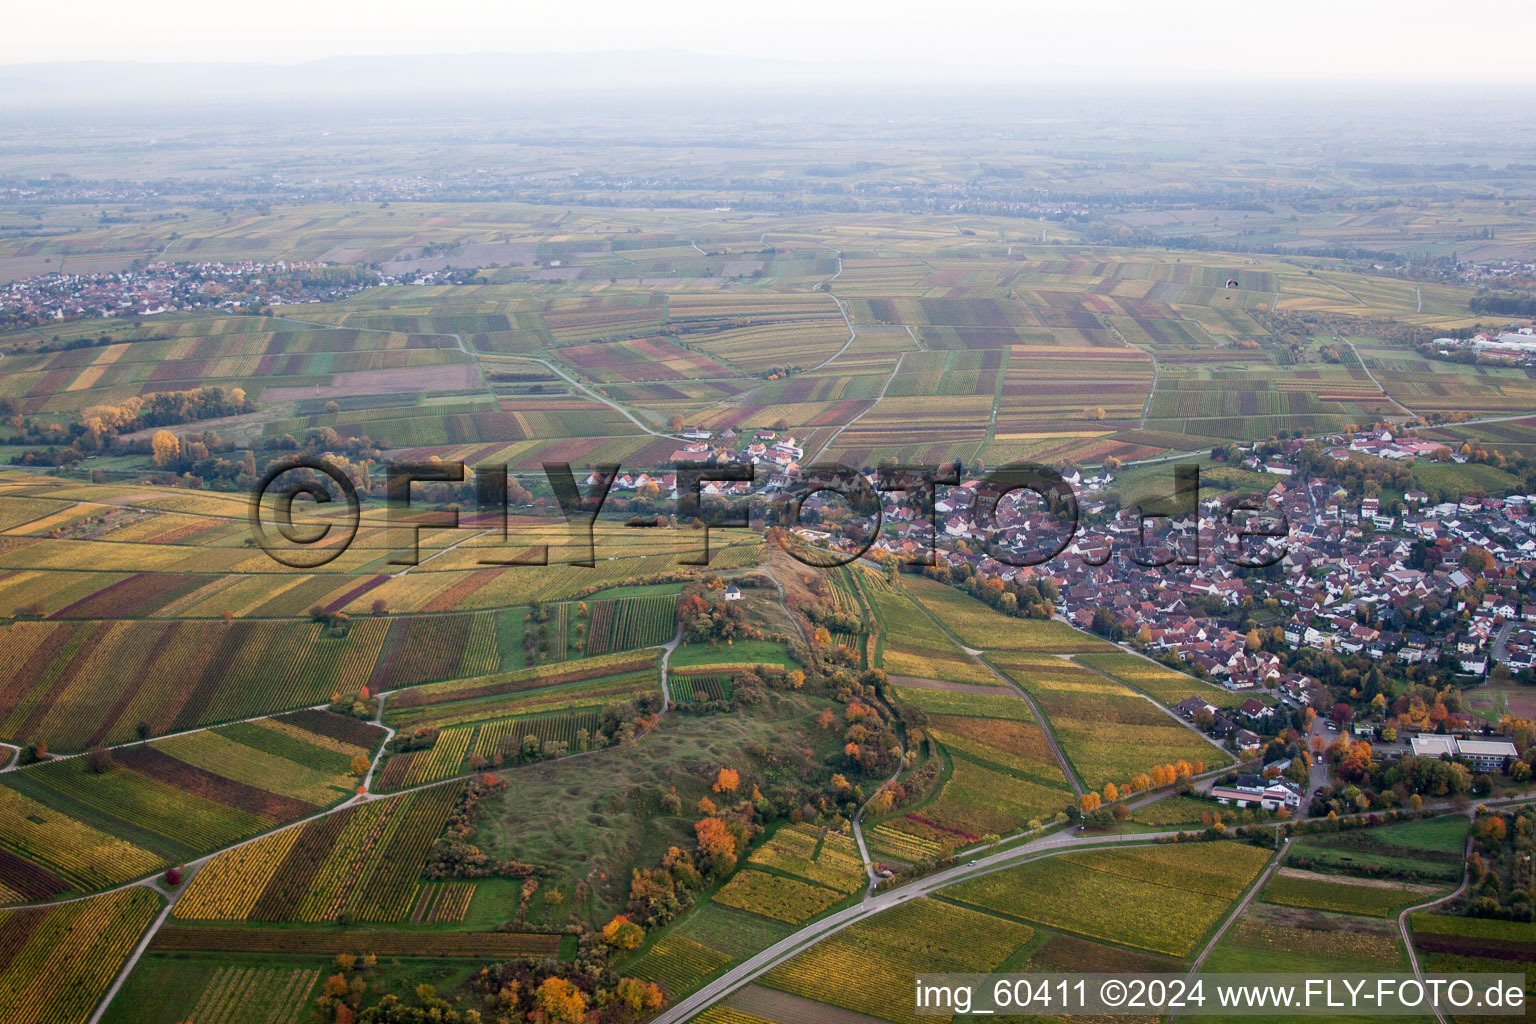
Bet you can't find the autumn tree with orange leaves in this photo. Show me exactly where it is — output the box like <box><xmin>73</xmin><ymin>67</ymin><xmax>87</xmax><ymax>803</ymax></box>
<box><xmin>694</xmin><ymin>816</ymin><xmax>737</xmax><ymax>874</ymax></box>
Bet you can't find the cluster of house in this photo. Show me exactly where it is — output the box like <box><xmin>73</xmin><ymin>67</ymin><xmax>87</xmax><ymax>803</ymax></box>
<box><xmin>666</xmin><ymin>428</ymin><xmax>804</xmax><ymax>476</ymax></box>
<box><xmin>0</xmin><ymin>260</ymin><xmax>361</xmax><ymax>324</ymax></box>
<box><xmin>581</xmin><ymin>430</ymin><xmax>805</xmax><ymax>501</ymax></box>
<box><xmin>851</xmin><ymin>455</ymin><xmax>1536</xmax><ymax>689</ymax></box>
<box><xmin>1430</xmin><ymin>328</ymin><xmax>1536</xmax><ymax>365</ymax></box>
<box><xmin>574</xmin><ymin>426</ymin><xmax>1536</xmax><ymax>701</ymax></box>
<box><xmin>1173</xmin><ymin>694</ymin><xmax>1279</xmax><ymax>753</ymax></box>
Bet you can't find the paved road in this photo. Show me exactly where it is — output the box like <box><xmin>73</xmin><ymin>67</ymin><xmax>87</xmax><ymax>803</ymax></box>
<box><xmin>908</xmin><ymin>600</ymin><xmax>1083</xmax><ymax>796</ymax></box>
<box><xmin>1306</xmin><ymin>712</ymin><xmax>1334</xmax><ymax>803</ymax></box>
<box><xmin>1397</xmin><ymin>834</ymin><xmax>1474</xmax><ymax>1024</ymax></box>
<box><xmin>1170</xmin><ymin>841</ymin><xmax>1287</xmax><ymax>1023</ymax></box>
<box><xmin>648</xmin><ymin>828</ymin><xmax>1189</xmax><ymax>1024</ymax></box>
<box><xmin>1343</xmin><ymin>337</ymin><xmax>1416</xmax><ymax>420</ymax></box>
<box><xmin>1491</xmin><ymin>619</ymin><xmax>1516</xmax><ymax>666</ymax></box>
<box><xmin>809</xmin><ymin>351</ymin><xmax>905</xmax><ymax>463</ymax></box>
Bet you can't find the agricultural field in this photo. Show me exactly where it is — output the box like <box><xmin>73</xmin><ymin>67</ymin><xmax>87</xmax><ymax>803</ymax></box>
<box><xmin>668</xmin><ymin>671</ymin><xmax>732</xmax><ymax>703</ymax></box>
<box><xmin>942</xmin><ymin>841</ymin><xmax>1272</xmax><ymax>957</ymax></box>
<box><xmin>374</xmin><ymin>659</ymin><xmax>661</xmax><ymax>789</ymax></box>
<box><xmin>870</xmin><ymin>587</ymin><xmax>999</xmax><ymax>686</ymax></box>
<box><xmin>0</xmin><ymin>159</ymin><xmax>1528</xmax><ymax>1024</ymax></box>
<box><xmin>0</xmin><ymin>887</ymin><xmax>162</xmax><ymax>1024</ymax></box>
<box><xmin>99</xmin><ymin>963</ymin><xmax>322</xmax><ymax>1024</ymax></box>
<box><xmin>1074</xmin><ymin>651</ymin><xmax>1250</xmax><ymax>709</ymax></box>
<box><xmin>1259</xmin><ymin>868</ymin><xmax>1445</xmax><ymax>919</ymax></box>
<box><xmin>0</xmin><ymin>611</ymin><xmax>497</xmax><ymax>751</ymax></box>
<box><xmin>1282</xmin><ymin>816</ymin><xmax>1467</xmax><ymax>883</ymax></box>
<box><xmin>1410</xmin><ymin>913</ymin><xmax>1536</xmax><ymax>1018</ymax></box>
<box><xmin>0</xmin><ymin>709</ymin><xmax>381</xmax><ymax>900</ymax></box>
<box><xmin>1256</xmin><ymin>818</ymin><xmax>1465</xmax><ymax>920</ymax></box>
<box><xmin>903</xmin><ymin>576</ymin><xmax>1115</xmax><ymax>655</ymax></box>
<box><xmin>743</xmin><ymin>823</ymin><xmax>867</xmax><ymax>896</ymax></box>
<box><xmin>711</xmin><ymin>869</ymin><xmax>847</xmax><ymax>924</ymax></box>
<box><xmin>880</xmin><ymin>683</ymin><xmax>1076</xmax><ymax>847</ymax></box>
<box><xmin>172</xmin><ymin>785</ymin><xmax>459</xmax><ymax>923</ymax></box>
<box><xmin>759</xmin><ymin>897</ymin><xmax>1033</xmax><ymax>1024</ymax></box>
<box><xmin>1202</xmin><ymin>901</ymin><xmax>1410</xmax><ymax>974</ymax></box>
<box><xmin>987</xmin><ymin>652</ymin><xmax>1228</xmax><ymax>790</ymax></box>
<box><xmin>626</xmin><ymin>931</ymin><xmax>733</xmax><ymax>1000</ymax></box>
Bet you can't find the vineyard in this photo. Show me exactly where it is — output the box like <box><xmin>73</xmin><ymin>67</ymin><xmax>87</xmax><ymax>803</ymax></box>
<box><xmin>1074</xmin><ymin>651</ymin><xmax>1249</xmax><ymax>709</ymax></box>
<box><xmin>942</xmin><ymin>842</ymin><xmax>1272</xmax><ymax>957</ymax></box>
<box><xmin>865</xmin><ymin>819</ymin><xmax>952</xmax><ymax>864</ymax></box>
<box><xmin>150</xmin><ymin>925</ymin><xmax>560</xmax><ymax>957</ymax></box>
<box><xmin>582</xmin><ymin>594</ymin><xmax>678</xmax><ymax>654</ymax></box>
<box><xmin>711</xmin><ymin>869</ymin><xmax>844</xmax><ymax>924</ymax></box>
<box><xmin>0</xmin><ymin>612</ymin><xmax>499</xmax><ymax>751</ymax></box>
<box><xmin>760</xmin><ymin>897</ymin><xmax>1032</xmax><ymax>1024</ymax></box>
<box><xmin>988</xmin><ymin>652</ymin><xmax>1227</xmax><ymax>789</ymax></box>
<box><xmin>904</xmin><ymin>576</ymin><xmax>1116</xmax><ymax>654</ymax></box>
<box><xmin>0</xmin><ymin>709</ymin><xmax>381</xmax><ymax>891</ymax></box>
<box><xmin>375</xmin><ymin>663</ymin><xmax>659</xmax><ymax>789</ymax></box>
<box><xmin>105</xmin><ymin>965</ymin><xmax>323</xmax><ymax>1024</ymax></box>
<box><xmin>0</xmin><ymin>887</ymin><xmax>161</xmax><ymax>1024</ymax></box>
<box><xmin>408</xmin><ymin>882</ymin><xmax>476</xmax><ymax>923</ymax></box>
<box><xmin>870</xmin><ymin>589</ymin><xmax>998</xmax><ymax>686</ymax></box>
<box><xmin>880</xmin><ymin>683</ymin><xmax>1074</xmax><ymax>844</ymax></box>
<box><xmin>173</xmin><ymin>786</ymin><xmax>459</xmax><ymax>923</ymax></box>
<box><xmin>744</xmin><ymin>824</ymin><xmax>865</xmax><ymax>895</ymax></box>
<box><xmin>628</xmin><ymin>932</ymin><xmax>732</xmax><ymax>999</ymax></box>
<box><xmin>0</xmin><ymin>785</ymin><xmax>163</xmax><ymax>901</ymax></box>
<box><xmin>388</xmin><ymin>650</ymin><xmax>659</xmax><ymax>712</ymax></box>
<box><xmin>668</xmin><ymin>672</ymin><xmax>731</xmax><ymax>703</ymax></box>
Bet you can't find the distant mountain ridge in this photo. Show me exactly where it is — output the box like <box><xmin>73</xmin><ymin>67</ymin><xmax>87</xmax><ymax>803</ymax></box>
<box><xmin>0</xmin><ymin>49</ymin><xmax>1092</xmax><ymax>109</ymax></box>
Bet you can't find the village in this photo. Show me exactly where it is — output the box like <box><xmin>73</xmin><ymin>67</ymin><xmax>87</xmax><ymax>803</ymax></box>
<box><xmin>609</xmin><ymin>422</ymin><xmax>1536</xmax><ymax>802</ymax></box>
<box><xmin>0</xmin><ymin>260</ymin><xmax>377</xmax><ymax>330</ymax></box>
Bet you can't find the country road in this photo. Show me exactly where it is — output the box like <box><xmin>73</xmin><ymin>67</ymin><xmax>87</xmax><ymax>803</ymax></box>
<box><xmin>16</xmin><ymin>630</ymin><xmax>686</xmax><ymax>1024</ymax></box>
<box><xmin>272</xmin><ymin>314</ymin><xmax>682</xmax><ymax>441</ymax></box>
<box><xmin>808</xmin><ymin>350</ymin><xmax>904</xmax><ymax>464</ymax></box>
<box><xmin>905</xmin><ymin>596</ymin><xmax>1084</xmax><ymax>796</ymax></box>
<box><xmin>1398</xmin><ymin>833</ymin><xmax>1474</xmax><ymax>1024</ymax></box>
<box><xmin>648</xmin><ymin>827</ymin><xmax>1186</xmax><ymax>1024</ymax></box>
<box><xmin>1343</xmin><ymin>337</ymin><xmax>1416</xmax><ymax>419</ymax></box>
<box><xmin>1169</xmin><ymin>841</ymin><xmax>1287</xmax><ymax>1022</ymax></box>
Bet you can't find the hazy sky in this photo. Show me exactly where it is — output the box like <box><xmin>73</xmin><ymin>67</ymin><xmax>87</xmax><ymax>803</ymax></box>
<box><xmin>4</xmin><ymin>0</ymin><xmax>1531</xmax><ymax>83</ymax></box>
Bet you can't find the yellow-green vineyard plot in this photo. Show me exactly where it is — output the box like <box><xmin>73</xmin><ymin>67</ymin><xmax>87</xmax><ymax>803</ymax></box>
<box><xmin>944</xmin><ymin>842</ymin><xmax>1272</xmax><ymax>957</ymax></box>
<box><xmin>711</xmin><ymin>869</ymin><xmax>846</xmax><ymax>924</ymax></box>
<box><xmin>760</xmin><ymin>897</ymin><xmax>1032</xmax><ymax>1024</ymax></box>
<box><xmin>0</xmin><ymin>887</ymin><xmax>162</xmax><ymax>1024</ymax></box>
<box><xmin>744</xmin><ymin>823</ymin><xmax>866</xmax><ymax>895</ymax></box>
<box><xmin>872</xmin><ymin>588</ymin><xmax>998</xmax><ymax>686</ymax></box>
<box><xmin>628</xmin><ymin>933</ymin><xmax>732</xmax><ymax>1000</ymax></box>
<box><xmin>174</xmin><ymin>786</ymin><xmax>459</xmax><ymax>924</ymax></box>
<box><xmin>880</xmin><ymin>683</ymin><xmax>1074</xmax><ymax>843</ymax></box>
<box><xmin>989</xmin><ymin>652</ymin><xmax>1229</xmax><ymax>790</ymax></box>
<box><xmin>0</xmin><ymin>786</ymin><xmax>165</xmax><ymax>902</ymax></box>
<box><xmin>1075</xmin><ymin>651</ymin><xmax>1249</xmax><ymax>709</ymax></box>
<box><xmin>152</xmin><ymin>728</ymin><xmax>363</xmax><ymax>807</ymax></box>
<box><xmin>112</xmin><ymin>965</ymin><xmax>323</xmax><ymax>1024</ymax></box>
<box><xmin>903</xmin><ymin>575</ymin><xmax>1116</xmax><ymax>654</ymax></box>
